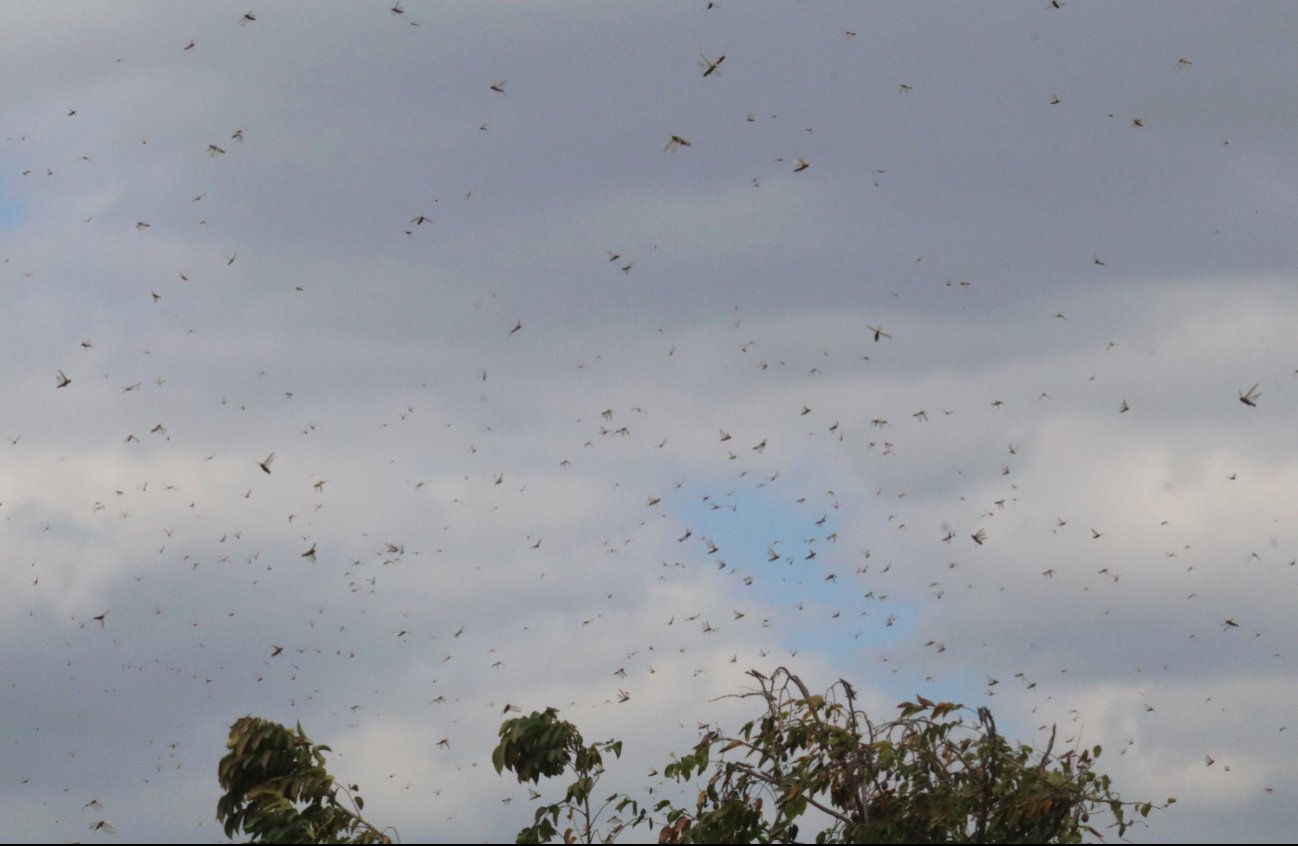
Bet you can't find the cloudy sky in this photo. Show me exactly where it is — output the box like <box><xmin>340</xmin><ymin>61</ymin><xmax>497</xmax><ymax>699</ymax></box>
<box><xmin>2</xmin><ymin>2</ymin><xmax>1296</xmax><ymax>842</ymax></box>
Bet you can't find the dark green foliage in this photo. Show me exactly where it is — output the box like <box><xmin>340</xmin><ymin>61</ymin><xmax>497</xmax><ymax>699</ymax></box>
<box><xmin>217</xmin><ymin>716</ymin><xmax>392</xmax><ymax>844</ymax></box>
<box><xmin>493</xmin><ymin>707</ymin><xmax>633</xmax><ymax>844</ymax></box>
<box><xmin>497</xmin><ymin>669</ymin><xmax>1172</xmax><ymax>844</ymax></box>
<box><xmin>219</xmin><ymin>669</ymin><xmax>1170</xmax><ymax>844</ymax></box>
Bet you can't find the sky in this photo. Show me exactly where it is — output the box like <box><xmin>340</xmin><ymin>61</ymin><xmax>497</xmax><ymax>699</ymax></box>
<box><xmin>1</xmin><ymin>1</ymin><xmax>1296</xmax><ymax>842</ymax></box>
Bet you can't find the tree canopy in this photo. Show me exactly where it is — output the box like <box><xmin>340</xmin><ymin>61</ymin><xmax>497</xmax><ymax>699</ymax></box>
<box><xmin>217</xmin><ymin>716</ymin><xmax>392</xmax><ymax>844</ymax></box>
<box><xmin>493</xmin><ymin>668</ymin><xmax>1171</xmax><ymax>844</ymax></box>
<box><xmin>217</xmin><ymin>667</ymin><xmax>1171</xmax><ymax>844</ymax></box>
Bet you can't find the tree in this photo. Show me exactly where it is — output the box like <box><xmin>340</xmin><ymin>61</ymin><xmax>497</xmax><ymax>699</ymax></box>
<box><xmin>217</xmin><ymin>716</ymin><xmax>393</xmax><ymax>844</ymax></box>
<box><xmin>217</xmin><ymin>669</ymin><xmax>1171</xmax><ymax>844</ymax></box>
<box><xmin>491</xmin><ymin>707</ymin><xmax>631</xmax><ymax>844</ymax></box>
<box><xmin>492</xmin><ymin>668</ymin><xmax>1172</xmax><ymax>844</ymax></box>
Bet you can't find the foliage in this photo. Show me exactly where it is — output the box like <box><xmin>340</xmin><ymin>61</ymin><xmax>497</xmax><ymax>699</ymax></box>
<box><xmin>217</xmin><ymin>716</ymin><xmax>392</xmax><ymax>844</ymax></box>
<box><xmin>491</xmin><ymin>707</ymin><xmax>634</xmax><ymax>844</ymax></box>
<box><xmin>217</xmin><ymin>670</ymin><xmax>1171</xmax><ymax>844</ymax></box>
<box><xmin>496</xmin><ymin>668</ymin><xmax>1173</xmax><ymax>844</ymax></box>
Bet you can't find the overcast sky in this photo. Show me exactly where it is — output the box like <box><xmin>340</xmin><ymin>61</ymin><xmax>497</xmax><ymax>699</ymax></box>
<box><xmin>2</xmin><ymin>2</ymin><xmax>1296</xmax><ymax>842</ymax></box>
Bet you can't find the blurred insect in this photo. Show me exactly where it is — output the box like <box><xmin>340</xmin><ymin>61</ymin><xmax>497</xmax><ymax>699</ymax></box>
<box><xmin>1239</xmin><ymin>384</ymin><xmax>1260</xmax><ymax>407</ymax></box>
<box><xmin>56</xmin><ymin>369</ymin><xmax>71</xmax><ymax>388</ymax></box>
<box><xmin>663</xmin><ymin>135</ymin><xmax>691</xmax><ymax>152</ymax></box>
<box><xmin>866</xmin><ymin>325</ymin><xmax>892</xmax><ymax>341</ymax></box>
<box><xmin>489</xmin><ymin>80</ymin><xmax>506</xmax><ymax>94</ymax></box>
<box><xmin>259</xmin><ymin>452</ymin><xmax>275</xmax><ymax>474</ymax></box>
<box><xmin>239</xmin><ymin>12</ymin><xmax>256</xmax><ymax>25</ymax></box>
<box><xmin>699</xmin><ymin>53</ymin><xmax>725</xmax><ymax>77</ymax></box>
<box><xmin>793</xmin><ymin>158</ymin><xmax>810</xmax><ymax>172</ymax></box>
